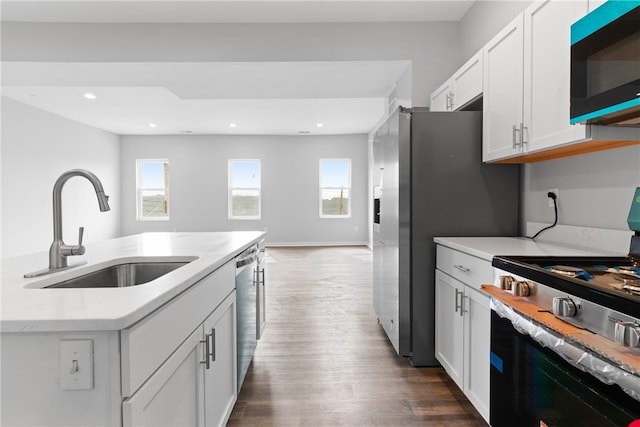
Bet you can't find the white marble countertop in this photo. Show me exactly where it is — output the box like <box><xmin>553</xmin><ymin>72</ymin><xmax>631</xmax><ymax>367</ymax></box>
<box><xmin>433</xmin><ymin>236</ymin><xmax>625</xmax><ymax>261</ymax></box>
<box><xmin>1</xmin><ymin>231</ymin><xmax>265</xmax><ymax>333</ymax></box>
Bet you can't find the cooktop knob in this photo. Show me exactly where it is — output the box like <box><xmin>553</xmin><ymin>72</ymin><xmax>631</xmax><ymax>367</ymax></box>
<box><xmin>500</xmin><ymin>275</ymin><xmax>515</xmax><ymax>290</ymax></box>
<box><xmin>513</xmin><ymin>281</ymin><xmax>532</xmax><ymax>297</ymax></box>
<box><xmin>552</xmin><ymin>297</ymin><xmax>577</xmax><ymax>317</ymax></box>
<box><xmin>615</xmin><ymin>322</ymin><xmax>640</xmax><ymax>347</ymax></box>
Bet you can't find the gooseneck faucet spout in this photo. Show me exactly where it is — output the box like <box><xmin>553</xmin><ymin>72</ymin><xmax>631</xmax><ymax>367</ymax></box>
<box><xmin>49</xmin><ymin>169</ymin><xmax>110</xmax><ymax>270</ymax></box>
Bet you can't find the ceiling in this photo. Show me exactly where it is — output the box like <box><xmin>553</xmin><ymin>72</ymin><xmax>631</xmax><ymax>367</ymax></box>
<box><xmin>1</xmin><ymin>1</ymin><xmax>475</xmax><ymax>136</ymax></box>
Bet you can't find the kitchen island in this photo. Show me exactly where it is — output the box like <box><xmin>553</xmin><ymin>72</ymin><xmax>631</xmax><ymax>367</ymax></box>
<box><xmin>1</xmin><ymin>231</ymin><xmax>265</xmax><ymax>427</ymax></box>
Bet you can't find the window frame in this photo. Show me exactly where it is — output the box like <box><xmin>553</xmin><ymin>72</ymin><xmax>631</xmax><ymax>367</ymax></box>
<box><xmin>136</xmin><ymin>159</ymin><xmax>170</xmax><ymax>221</ymax></box>
<box><xmin>228</xmin><ymin>159</ymin><xmax>262</xmax><ymax>220</ymax></box>
<box><xmin>319</xmin><ymin>158</ymin><xmax>352</xmax><ymax>219</ymax></box>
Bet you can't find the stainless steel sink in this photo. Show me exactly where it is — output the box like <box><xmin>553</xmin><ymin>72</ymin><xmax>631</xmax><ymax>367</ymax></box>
<box><xmin>45</xmin><ymin>261</ymin><xmax>191</xmax><ymax>288</ymax></box>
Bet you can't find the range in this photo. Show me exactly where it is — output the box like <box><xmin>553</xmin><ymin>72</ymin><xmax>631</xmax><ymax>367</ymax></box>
<box><xmin>487</xmin><ymin>188</ymin><xmax>640</xmax><ymax>426</ymax></box>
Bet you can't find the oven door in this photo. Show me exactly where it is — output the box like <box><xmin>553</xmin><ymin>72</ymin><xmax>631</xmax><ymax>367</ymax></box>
<box><xmin>570</xmin><ymin>1</ymin><xmax>640</xmax><ymax>125</ymax></box>
<box><xmin>490</xmin><ymin>309</ymin><xmax>640</xmax><ymax>427</ymax></box>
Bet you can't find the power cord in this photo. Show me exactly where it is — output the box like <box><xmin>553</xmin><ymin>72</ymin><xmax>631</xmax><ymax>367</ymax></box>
<box><xmin>529</xmin><ymin>192</ymin><xmax>558</xmax><ymax>240</ymax></box>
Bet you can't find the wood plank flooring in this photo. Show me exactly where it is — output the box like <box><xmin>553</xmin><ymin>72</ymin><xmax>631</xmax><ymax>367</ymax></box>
<box><xmin>228</xmin><ymin>246</ymin><xmax>488</xmax><ymax>426</ymax></box>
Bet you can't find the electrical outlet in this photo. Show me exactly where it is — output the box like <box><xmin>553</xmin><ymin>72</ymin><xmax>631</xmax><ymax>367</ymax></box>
<box><xmin>548</xmin><ymin>188</ymin><xmax>559</xmax><ymax>208</ymax></box>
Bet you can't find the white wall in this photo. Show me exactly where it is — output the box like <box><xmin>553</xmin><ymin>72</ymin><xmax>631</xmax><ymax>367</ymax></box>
<box><xmin>119</xmin><ymin>134</ymin><xmax>369</xmax><ymax>245</ymax></box>
<box><xmin>522</xmin><ymin>147</ymin><xmax>640</xmax><ymax>232</ymax></box>
<box><xmin>458</xmin><ymin>0</ymin><xmax>533</xmax><ymax>61</ymax></box>
<box><xmin>1</xmin><ymin>97</ymin><xmax>121</xmax><ymax>258</ymax></box>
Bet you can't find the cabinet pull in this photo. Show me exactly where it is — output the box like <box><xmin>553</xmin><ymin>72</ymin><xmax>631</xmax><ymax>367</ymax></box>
<box><xmin>455</xmin><ymin>288</ymin><xmax>463</xmax><ymax>313</ymax></box>
<box><xmin>200</xmin><ymin>333</ymin><xmax>211</xmax><ymax>370</ymax></box>
<box><xmin>512</xmin><ymin>124</ymin><xmax>521</xmax><ymax>148</ymax></box>
<box><xmin>449</xmin><ymin>91</ymin><xmax>455</xmax><ymax>110</ymax></box>
<box><xmin>460</xmin><ymin>294</ymin><xmax>468</xmax><ymax>317</ymax></box>
<box><xmin>520</xmin><ymin>122</ymin><xmax>528</xmax><ymax>145</ymax></box>
<box><xmin>454</xmin><ymin>264</ymin><xmax>470</xmax><ymax>273</ymax></box>
<box><xmin>211</xmin><ymin>328</ymin><xmax>216</xmax><ymax>362</ymax></box>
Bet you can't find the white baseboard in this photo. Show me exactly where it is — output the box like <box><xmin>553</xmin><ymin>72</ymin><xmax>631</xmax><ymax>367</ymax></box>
<box><xmin>265</xmin><ymin>241</ymin><xmax>370</xmax><ymax>248</ymax></box>
<box><xmin>525</xmin><ymin>222</ymin><xmax>632</xmax><ymax>255</ymax></box>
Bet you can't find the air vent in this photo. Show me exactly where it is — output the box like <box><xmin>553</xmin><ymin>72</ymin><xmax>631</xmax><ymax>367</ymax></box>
<box><xmin>298</xmin><ymin>131</ymin><xmax>311</xmax><ymax>134</ymax></box>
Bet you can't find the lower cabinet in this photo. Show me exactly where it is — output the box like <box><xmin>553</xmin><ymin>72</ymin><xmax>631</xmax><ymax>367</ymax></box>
<box><xmin>123</xmin><ymin>291</ymin><xmax>237</xmax><ymax>427</ymax></box>
<box><xmin>435</xmin><ymin>269</ymin><xmax>490</xmax><ymax>423</ymax></box>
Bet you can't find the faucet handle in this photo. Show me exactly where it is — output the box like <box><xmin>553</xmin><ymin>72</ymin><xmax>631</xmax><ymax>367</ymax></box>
<box><xmin>71</xmin><ymin>227</ymin><xmax>86</xmax><ymax>256</ymax></box>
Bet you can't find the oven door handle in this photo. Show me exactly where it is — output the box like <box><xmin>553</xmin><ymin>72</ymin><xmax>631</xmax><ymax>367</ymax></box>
<box><xmin>490</xmin><ymin>298</ymin><xmax>640</xmax><ymax>402</ymax></box>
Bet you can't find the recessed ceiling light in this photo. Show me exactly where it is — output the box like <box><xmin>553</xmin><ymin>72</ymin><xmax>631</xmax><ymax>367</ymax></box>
<box><xmin>84</xmin><ymin>93</ymin><xmax>96</xmax><ymax>99</ymax></box>
<box><xmin>229</xmin><ymin>123</ymin><xmax>237</xmax><ymax>128</ymax></box>
<box><xmin>148</xmin><ymin>123</ymin><xmax>157</xmax><ymax>128</ymax></box>
<box><xmin>316</xmin><ymin>123</ymin><xmax>324</xmax><ymax>128</ymax></box>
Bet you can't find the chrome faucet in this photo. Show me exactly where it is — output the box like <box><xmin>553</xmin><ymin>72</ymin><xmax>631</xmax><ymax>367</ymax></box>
<box><xmin>24</xmin><ymin>169</ymin><xmax>110</xmax><ymax>278</ymax></box>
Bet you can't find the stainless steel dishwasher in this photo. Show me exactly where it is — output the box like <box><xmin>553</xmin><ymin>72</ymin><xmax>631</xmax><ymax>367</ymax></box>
<box><xmin>235</xmin><ymin>244</ymin><xmax>259</xmax><ymax>391</ymax></box>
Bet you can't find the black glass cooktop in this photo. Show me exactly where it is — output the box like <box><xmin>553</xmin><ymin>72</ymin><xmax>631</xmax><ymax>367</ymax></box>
<box><xmin>492</xmin><ymin>256</ymin><xmax>640</xmax><ymax>318</ymax></box>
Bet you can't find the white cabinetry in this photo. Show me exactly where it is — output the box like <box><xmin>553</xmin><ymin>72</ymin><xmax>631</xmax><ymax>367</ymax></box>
<box><xmin>123</xmin><ymin>262</ymin><xmax>237</xmax><ymax>427</ymax></box>
<box><xmin>430</xmin><ymin>79</ymin><xmax>453</xmax><ymax>112</ymax></box>
<box><xmin>430</xmin><ymin>50</ymin><xmax>483</xmax><ymax>112</ymax></box>
<box><xmin>123</xmin><ymin>292</ymin><xmax>236</xmax><ymax>427</ymax></box>
<box><xmin>523</xmin><ymin>0</ymin><xmax>588</xmax><ymax>153</ymax></box>
<box><xmin>483</xmin><ymin>0</ymin><xmax>588</xmax><ymax>162</ymax></box>
<box><xmin>203</xmin><ymin>293</ymin><xmax>237</xmax><ymax>427</ymax></box>
<box><xmin>482</xmin><ymin>13</ymin><xmax>525</xmax><ymax>161</ymax></box>
<box><xmin>435</xmin><ymin>245</ymin><xmax>492</xmax><ymax>423</ymax></box>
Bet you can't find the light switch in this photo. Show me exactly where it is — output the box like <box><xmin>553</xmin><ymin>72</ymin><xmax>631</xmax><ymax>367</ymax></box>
<box><xmin>60</xmin><ymin>339</ymin><xmax>93</xmax><ymax>390</ymax></box>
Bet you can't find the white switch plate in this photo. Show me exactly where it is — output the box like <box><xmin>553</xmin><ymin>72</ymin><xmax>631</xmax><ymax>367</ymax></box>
<box><xmin>60</xmin><ymin>339</ymin><xmax>93</xmax><ymax>390</ymax></box>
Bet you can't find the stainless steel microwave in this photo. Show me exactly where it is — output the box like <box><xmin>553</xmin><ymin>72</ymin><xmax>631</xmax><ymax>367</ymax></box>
<box><xmin>570</xmin><ymin>1</ymin><xmax>640</xmax><ymax>126</ymax></box>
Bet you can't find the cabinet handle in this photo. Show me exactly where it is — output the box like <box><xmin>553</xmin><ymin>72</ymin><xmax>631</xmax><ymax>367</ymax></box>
<box><xmin>460</xmin><ymin>295</ymin><xmax>468</xmax><ymax>317</ymax></box>
<box><xmin>454</xmin><ymin>264</ymin><xmax>470</xmax><ymax>273</ymax></box>
<box><xmin>520</xmin><ymin>122</ymin><xmax>528</xmax><ymax>145</ymax></box>
<box><xmin>200</xmin><ymin>333</ymin><xmax>211</xmax><ymax>370</ymax></box>
<box><xmin>211</xmin><ymin>328</ymin><xmax>216</xmax><ymax>362</ymax></box>
<box><xmin>512</xmin><ymin>125</ymin><xmax>521</xmax><ymax>148</ymax></box>
<box><xmin>449</xmin><ymin>91</ymin><xmax>455</xmax><ymax>110</ymax></box>
<box><xmin>454</xmin><ymin>288</ymin><xmax>463</xmax><ymax>313</ymax></box>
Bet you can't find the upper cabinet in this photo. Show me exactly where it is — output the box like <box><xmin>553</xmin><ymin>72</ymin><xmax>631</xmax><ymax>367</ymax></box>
<box><xmin>427</xmin><ymin>0</ymin><xmax>640</xmax><ymax>163</ymax></box>
<box><xmin>430</xmin><ymin>50</ymin><xmax>483</xmax><ymax>112</ymax></box>
<box><xmin>482</xmin><ymin>14</ymin><xmax>525</xmax><ymax>161</ymax></box>
<box><xmin>523</xmin><ymin>1</ymin><xmax>589</xmax><ymax>152</ymax></box>
<box><xmin>483</xmin><ymin>0</ymin><xmax>588</xmax><ymax>162</ymax></box>
<box><xmin>482</xmin><ymin>0</ymin><xmax>640</xmax><ymax>162</ymax></box>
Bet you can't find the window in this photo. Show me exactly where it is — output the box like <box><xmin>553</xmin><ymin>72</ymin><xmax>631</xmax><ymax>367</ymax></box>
<box><xmin>319</xmin><ymin>159</ymin><xmax>351</xmax><ymax>218</ymax></box>
<box><xmin>136</xmin><ymin>159</ymin><xmax>169</xmax><ymax>220</ymax></box>
<box><xmin>229</xmin><ymin>160</ymin><xmax>261</xmax><ymax>219</ymax></box>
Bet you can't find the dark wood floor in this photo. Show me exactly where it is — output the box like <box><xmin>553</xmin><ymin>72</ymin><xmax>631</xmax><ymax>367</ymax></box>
<box><xmin>228</xmin><ymin>246</ymin><xmax>488</xmax><ymax>426</ymax></box>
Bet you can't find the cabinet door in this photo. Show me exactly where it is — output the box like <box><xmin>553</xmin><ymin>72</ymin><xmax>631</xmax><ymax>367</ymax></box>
<box><xmin>523</xmin><ymin>0</ymin><xmax>587</xmax><ymax>153</ymax></box>
<box><xmin>203</xmin><ymin>291</ymin><xmax>237</xmax><ymax>427</ymax></box>
<box><xmin>430</xmin><ymin>79</ymin><xmax>453</xmax><ymax>112</ymax></box>
<box><xmin>435</xmin><ymin>270</ymin><xmax>464</xmax><ymax>389</ymax></box>
<box><xmin>463</xmin><ymin>286</ymin><xmax>491</xmax><ymax>424</ymax></box>
<box><xmin>483</xmin><ymin>13</ymin><xmax>525</xmax><ymax>162</ymax></box>
<box><xmin>123</xmin><ymin>327</ymin><xmax>204</xmax><ymax>427</ymax></box>
<box><xmin>452</xmin><ymin>50</ymin><xmax>483</xmax><ymax>110</ymax></box>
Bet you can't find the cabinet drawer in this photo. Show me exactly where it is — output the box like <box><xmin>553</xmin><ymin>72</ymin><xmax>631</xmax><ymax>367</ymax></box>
<box><xmin>121</xmin><ymin>261</ymin><xmax>235</xmax><ymax>397</ymax></box>
<box><xmin>436</xmin><ymin>245</ymin><xmax>495</xmax><ymax>290</ymax></box>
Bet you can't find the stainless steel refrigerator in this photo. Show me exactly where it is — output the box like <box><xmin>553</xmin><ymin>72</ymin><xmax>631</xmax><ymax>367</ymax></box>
<box><xmin>372</xmin><ymin>107</ymin><xmax>519</xmax><ymax>366</ymax></box>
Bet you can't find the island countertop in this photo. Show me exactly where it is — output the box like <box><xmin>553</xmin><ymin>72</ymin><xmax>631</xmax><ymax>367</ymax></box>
<box><xmin>1</xmin><ymin>231</ymin><xmax>265</xmax><ymax>333</ymax></box>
